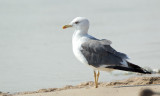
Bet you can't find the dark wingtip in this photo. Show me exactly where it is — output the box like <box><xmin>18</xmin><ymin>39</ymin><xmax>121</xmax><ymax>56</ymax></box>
<box><xmin>144</xmin><ymin>71</ymin><xmax>152</xmax><ymax>74</ymax></box>
<box><xmin>127</xmin><ymin>61</ymin><xmax>152</xmax><ymax>74</ymax></box>
<box><xmin>144</xmin><ymin>70</ymin><xmax>152</xmax><ymax>74</ymax></box>
<box><xmin>141</xmin><ymin>67</ymin><xmax>152</xmax><ymax>74</ymax></box>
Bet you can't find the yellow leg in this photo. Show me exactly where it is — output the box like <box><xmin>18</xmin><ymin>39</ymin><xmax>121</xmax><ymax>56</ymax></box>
<box><xmin>94</xmin><ymin>70</ymin><xmax>100</xmax><ymax>88</ymax></box>
<box><xmin>94</xmin><ymin>70</ymin><xmax>97</xmax><ymax>88</ymax></box>
<box><xmin>96</xmin><ymin>71</ymin><xmax>100</xmax><ymax>88</ymax></box>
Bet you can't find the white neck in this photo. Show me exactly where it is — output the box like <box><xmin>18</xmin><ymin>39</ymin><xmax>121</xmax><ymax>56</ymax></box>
<box><xmin>72</xmin><ymin>29</ymin><xmax>88</xmax><ymax>46</ymax></box>
<box><xmin>74</xmin><ymin>29</ymin><xmax>88</xmax><ymax>36</ymax></box>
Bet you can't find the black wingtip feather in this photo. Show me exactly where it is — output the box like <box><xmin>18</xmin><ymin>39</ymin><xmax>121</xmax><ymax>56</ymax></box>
<box><xmin>127</xmin><ymin>61</ymin><xmax>152</xmax><ymax>74</ymax></box>
<box><xmin>106</xmin><ymin>62</ymin><xmax>152</xmax><ymax>74</ymax></box>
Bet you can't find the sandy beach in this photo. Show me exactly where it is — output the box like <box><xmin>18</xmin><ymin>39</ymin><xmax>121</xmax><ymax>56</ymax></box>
<box><xmin>14</xmin><ymin>86</ymin><xmax>160</xmax><ymax>96</ymax></box>
<box><xmin>1</xmin><ymin>76</ymin><xmax>159</xmax><ymax>96</ymax></box>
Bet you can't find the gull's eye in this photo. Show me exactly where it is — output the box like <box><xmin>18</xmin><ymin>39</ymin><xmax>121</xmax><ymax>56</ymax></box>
<box><xmin>75</xmin><ymin>21</ymin><xmax>80</xmax><ymax>24</ymax></box>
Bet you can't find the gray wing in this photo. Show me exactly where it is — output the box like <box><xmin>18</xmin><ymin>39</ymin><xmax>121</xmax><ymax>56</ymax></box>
<box><xmin>80</xmin><ymin>39</ymin><xmax>129</xmax><ymax>67</ymax></box>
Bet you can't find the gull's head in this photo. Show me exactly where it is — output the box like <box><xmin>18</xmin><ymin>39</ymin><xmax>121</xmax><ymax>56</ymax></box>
<box><xmin>63</xmin><ymin>17</ymin><xmax>89</xmax><ymax>31</ymax></box>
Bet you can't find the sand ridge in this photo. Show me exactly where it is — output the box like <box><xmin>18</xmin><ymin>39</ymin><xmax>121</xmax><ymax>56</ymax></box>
<box><xmin>6</xmin><ymin>76</ymin><xmax>159</xmax><ymax>96</ymax></box>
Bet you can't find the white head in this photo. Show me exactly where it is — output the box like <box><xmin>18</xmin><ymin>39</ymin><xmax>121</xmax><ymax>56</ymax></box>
<box><xmin>63</xmin><ymin>17</ymin><xmax>89</xmax><ymax>32</ymax></box>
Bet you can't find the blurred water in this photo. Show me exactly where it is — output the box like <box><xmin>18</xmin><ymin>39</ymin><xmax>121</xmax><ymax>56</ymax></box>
<box><xmin>0</xmin><ymin>0</ymin><xmax>160</xmax><ymax>93</ymax></box>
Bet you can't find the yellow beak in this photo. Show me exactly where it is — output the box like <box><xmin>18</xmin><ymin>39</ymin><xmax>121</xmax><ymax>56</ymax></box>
<box><xmin>62</xmin><ymin>25</ymin><xmax>72</xmax><ymax>29</ymax></box>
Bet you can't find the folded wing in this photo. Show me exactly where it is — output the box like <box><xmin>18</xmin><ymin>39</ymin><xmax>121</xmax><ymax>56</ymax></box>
<box><xmin>80</xmin><ymin>39</ymin><xmax>128</xmax><ymax>67</ymax></box>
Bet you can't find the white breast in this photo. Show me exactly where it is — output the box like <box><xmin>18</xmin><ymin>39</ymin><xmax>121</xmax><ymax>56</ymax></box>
<box><xmin>72</xmin><ymin>35</ymin><xmax>88</xmax><ymax>65</ymax></box>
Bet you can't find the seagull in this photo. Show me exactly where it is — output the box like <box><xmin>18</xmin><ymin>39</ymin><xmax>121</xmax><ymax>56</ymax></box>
<box><xmin>62</xmin><ymin>17</ymin><xmax>151</xmax><ymax>88</ymax></box>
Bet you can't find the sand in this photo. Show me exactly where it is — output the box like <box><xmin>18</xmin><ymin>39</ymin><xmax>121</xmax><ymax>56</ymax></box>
<box><xmin>12</xmin><ymin>86</ymin><xmax>160</xmax><ymax>96</ymax></box>
<box><xmin>1</xmin><ymin>76</ymin><xmax>160</xmax><ymax>96</ymax></box>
